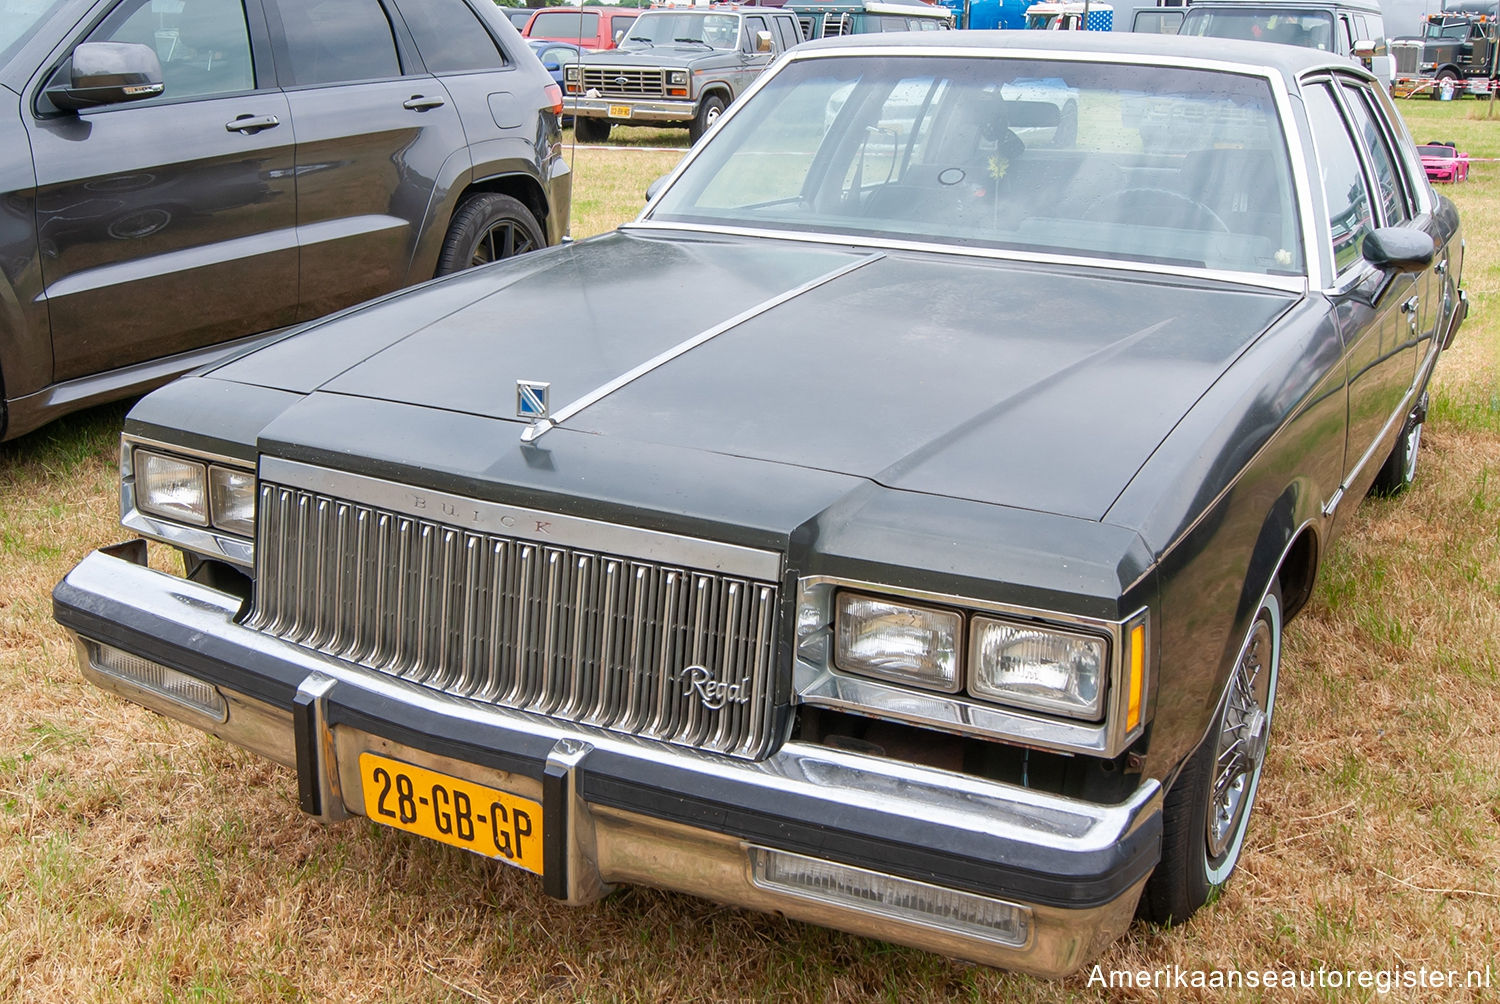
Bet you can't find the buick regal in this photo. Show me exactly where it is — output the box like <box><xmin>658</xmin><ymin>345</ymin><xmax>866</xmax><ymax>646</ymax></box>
<box><xmin>54</xmin><ymin>32</ymin><xmax>1465</xmax><ymax>976</ymax></box>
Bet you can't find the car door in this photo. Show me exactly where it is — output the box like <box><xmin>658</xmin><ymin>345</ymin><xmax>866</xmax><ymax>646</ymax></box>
<box><xmin>261</xmin><ymin>0</ymin><xmax>470</xmax><ymax>321</ymax></box>
<box><xmin>1303</xmin><ymin>78</ymin><xmax>1419</xmax><ymax>495</ymax></box>
<box><xmin>26</xmin><ymin>0</ymin><xmax>297</xmax><ymax>383</ymax></box>
<box><xmin>737</xmin><ymin>15</ymin><xmax>775</xmax><ymax>91</ymax></box>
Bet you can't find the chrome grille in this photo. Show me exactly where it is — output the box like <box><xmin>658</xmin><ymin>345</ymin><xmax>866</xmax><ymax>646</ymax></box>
<box><xmin>247</xmin><ymin>482</ymin><xmax>782</xmax><ymax>759</ymax></box>
<box><xmin>580</xmin><ymin>66</ymin><xmax>666</xmax><ymax>98</ymax></box>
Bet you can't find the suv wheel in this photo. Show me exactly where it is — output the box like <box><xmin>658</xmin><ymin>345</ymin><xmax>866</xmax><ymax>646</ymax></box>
<box><xmin>689</xmin><ymin>94</ymin><xmax>726</xmax><ymax>143</ymax></box>
<box><xmin>575</xmin><ymin>117</ymin><xmax>611</xmax><ymax>143</ymax></box>
<box><xmin>435</xmin><ymin>194</ymin><xmax>545</xmax><ymax>275</ymax></box>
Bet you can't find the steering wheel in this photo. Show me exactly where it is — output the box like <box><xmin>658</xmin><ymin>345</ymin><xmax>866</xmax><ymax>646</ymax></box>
<box><xmin>1091</xmin><ymin>187</ymin><xmax>1230</xmax><ymax>234</ymax></box>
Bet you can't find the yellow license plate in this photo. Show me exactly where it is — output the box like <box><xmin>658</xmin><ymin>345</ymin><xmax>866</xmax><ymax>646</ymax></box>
<box><xmin>608</xmin><ymin>104</ymin><xmax>632</xmax><ymax>119</ymax></box>
<box><xmin>359</xmin><ymin>752</ymin><xmax>543</xmax><ymax>874</ymax></box>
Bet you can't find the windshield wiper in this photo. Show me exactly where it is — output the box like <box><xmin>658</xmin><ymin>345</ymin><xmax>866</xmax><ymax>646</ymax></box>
<box><xmin>673</xmin><ymin>37</ymin><xmax>712</xmax><ymax>47</ymax></box>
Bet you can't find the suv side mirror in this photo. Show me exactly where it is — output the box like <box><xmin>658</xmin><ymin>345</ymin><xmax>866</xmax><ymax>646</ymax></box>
<box><xmin>47</xmin><ymin>41</ymin><xmax>164</xmax><ymax>112</ymax></box>
<box><xmin>1353</xmin><ymin>39</ymin><xmax>1376</xmax><ymax>59</ymax></box>
<box><xmin>756</xmin><ymin>30</ymin><xmax>773</xmax><ymax>53</ymax></box>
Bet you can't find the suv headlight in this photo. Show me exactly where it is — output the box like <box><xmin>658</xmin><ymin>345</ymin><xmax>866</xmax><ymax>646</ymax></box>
<box><xmin>668</xmin><ymin>70</ymin><xmax>688</xmax><ymax>86</ymax></box>
<box><xmin>135</xmin><ymin>447</ymin><xmax>256</xmax><ymax>538</ymax></box>
<box><xmin>968</xmin><ymin>618</ymin><xmax>1105</xmax><ymax>720</ymax></box>
<box><xmin>835</xmin><ymin>593</ymin><xmax>961</xmax><ymax>691</ymax></box>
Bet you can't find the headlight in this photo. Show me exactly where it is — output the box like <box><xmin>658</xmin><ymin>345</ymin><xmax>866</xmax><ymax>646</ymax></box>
<box><xmin>835</xmin><ymin>593</ymin><xmax>961</xmax><ymax>692</ymax></box>
<box><xmin>969</xmin><ymin>618</ymin><xmax>1105</xmax><ymax>720</ymax></box>
<box><xmin>134</xmin><ymin>448</ymin><xmax>256</xmax><ymax>537</ymax></box>
<box><xmin>208</xmin><ymin>465</ymin><xmax>256</xmax><ymax>537</ymax></box>
<box><xmin>136</xmin><ymin>450</ymin><xmax>208</xmax><ymax>526</ymax></box>
<box><xmin>668</xmin><ymin>70</ymin><xmax>688</xmax><ymax>86</ymax></box>
<box><xmin>564</xmin><ymin>65</ymin><xmax>580</xmax><ymax>81</ymax></box>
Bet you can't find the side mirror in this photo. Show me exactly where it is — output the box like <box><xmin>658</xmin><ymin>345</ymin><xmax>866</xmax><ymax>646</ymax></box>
<box><xmin>542</xmin><ymin>59</ymin><xmax>561</xmax><ymax>71</ymax></box>
<box><xmin>646</xmin><ymin>173</ymin><xmax>670</xmax><ymax>202</ymax></box>
<box><xmin>1352</xmin><ymin>39</ymin><xmax>1377</xmax><ymax>58</ymax></box>
<box><xmin>1363</xmin><ymin>227</ymin><xmax>1436</xmax><ymax>275</ymax></box>
<box><xmin>46</xmin><ymin>41</ymin><xmax>164</xmax><ymax>112</ymax></box>
<box><xmin>756</xmin><ymin>30</ymin><xmax>773</xmax><ymax>53</ymax></box>
<box><xmin>615</xmin><ymin>29</ymin><xmax>626</xmax><ymax>44</ymax></box>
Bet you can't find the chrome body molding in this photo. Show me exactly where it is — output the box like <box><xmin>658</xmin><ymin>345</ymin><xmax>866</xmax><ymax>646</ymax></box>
<box><xmin>795</xmin><ymin>577</ymin><xmax>1149</xmax><ymax>758</ymax></box>
<box><xmin>56</xmin><ymin>548</ymin><xmax>1162</xmax><ymax>976</ymax></box>
<box><xmin>120</xmin><ymin>434</ymin><xmax>256</xmax><ymax>569</ymax></box>
<box><xmin>259</xmin><ymin>457</ymin><xmax>782</xmax><ymax>582</ymax></box>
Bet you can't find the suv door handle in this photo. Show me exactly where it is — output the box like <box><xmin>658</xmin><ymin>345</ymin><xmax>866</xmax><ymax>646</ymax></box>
<box><xmin>1402</xmin><ymin>295</ymin><xmax>1420</xmax><ymax>314</ymax></box>
<box><xmin>225</xmin><ymin>114</ymin><xmax>281</xmax><ymax>134</ymax></box>
<box><xmin>402</xmin><ymin>95</ymin><xmax>446</xmax><ymax>111</ymax></box>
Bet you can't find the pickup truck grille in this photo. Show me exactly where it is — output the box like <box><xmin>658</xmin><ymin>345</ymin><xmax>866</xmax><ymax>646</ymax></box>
<box><xmin>247</xmin><ymin>481</ymin><xmax>782</xmax><ymax>759</ymax></box>
<box><xmin>580</xmin><ymin>66</ymin><xmax>666</xmax><ymax>98</ymax></box>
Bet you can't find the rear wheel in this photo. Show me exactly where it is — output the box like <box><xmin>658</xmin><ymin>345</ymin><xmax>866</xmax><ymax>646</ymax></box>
<box><xmin>1370</xmin><ymin>395</ymin><xmax>1426</xmax><ymax>497</ymax></box>
<box><xmin>435</xmin><ymin>194</ymin><xmax>544</xmax><ymax>276</ymax></box>
<box><xmin>689</xmin><ymin>94</ymin><xmax>726</xmax><ymax>143</ymax></box>
<box><xmin>575</xmin><ymin>116</ymin><xmax>611</xmax><ymax>143</ymax></box>
<box><xmin>1140</xmin><ymin>584</ymin><xmax>1281</xmax><ymax>925</ymax></box>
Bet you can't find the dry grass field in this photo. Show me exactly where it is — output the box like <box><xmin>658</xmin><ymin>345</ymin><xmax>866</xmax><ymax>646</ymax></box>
<box><xmin>1</xmin><ymin>104</ymin><xmax>1497</xmax><ymax>1002</ymax></box>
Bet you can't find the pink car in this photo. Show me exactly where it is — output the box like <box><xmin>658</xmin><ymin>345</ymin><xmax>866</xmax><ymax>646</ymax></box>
<box><xmin>1420</xmin><ymin>141</ymin><xmax>1471</xmax><ymax>183</ymax></box>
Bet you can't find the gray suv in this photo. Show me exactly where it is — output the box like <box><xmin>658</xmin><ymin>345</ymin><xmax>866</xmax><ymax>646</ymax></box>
<box><xmin>565</xmin><ymin>7</ymin><xmax>804</xmax><ymax>143</ymax></box>
<box><xmin>0</xmin><ymin>0</ymin><xmax>570</xmax><ymax>442</ymax></box>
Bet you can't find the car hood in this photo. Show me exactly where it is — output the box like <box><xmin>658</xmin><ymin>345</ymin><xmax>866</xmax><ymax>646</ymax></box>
<box><xmin>583</xmin><ymin>45</ymin><xmax>733</xmax><ymax>63</ymax></box>
<box><xmin>213</xmin><ymin>231</ymin><xmax>1297</xmax><ymax>522</ymax></box>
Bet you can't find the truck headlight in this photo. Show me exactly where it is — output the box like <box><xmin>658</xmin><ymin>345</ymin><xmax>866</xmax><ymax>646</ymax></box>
<box><xmin>136</xmin><ymin>450</ymin><xmax>209</xmax><ymax>526</ymax></box>
<box><xmin>668</xmin><ymin>70</ymin><xmax>688</xmax><ymax>86</ymax></box>
<box><xmin>208</xmin><ymin>465</ymin><xmax>256</xmax><ymax>537</ymax></box>
<box><xmin>969</xmin><ymin>618</ymin><xmax>1105</xmax><ymax>720</ymax></box>
<box><xmin>835</xmin><ymin>593</ymin><xmax>961</xmax><ymax>692</ymax></box>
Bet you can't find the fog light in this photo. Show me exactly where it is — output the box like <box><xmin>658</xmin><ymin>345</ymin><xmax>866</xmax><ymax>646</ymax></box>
<box><xmin>86</xmin><ymin>642</ymin><xmax>227</xmax><ymax>722</ymax></box>
<box><xmin>749</xmin><ymin>847</ymin><xmax>1031</xmax><ymax>947</ymax></box>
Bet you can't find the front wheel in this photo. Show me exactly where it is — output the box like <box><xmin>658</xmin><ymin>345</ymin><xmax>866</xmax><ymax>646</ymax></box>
<box><xmin>434</xmin><ymin>194</ymin><xmax>545</xmax><ymax>276</ymax></box>
<box><xmin>689</xmin><ymin>94</ymin><xmax>726</xmax><ymax>144</ymax></box>
<box><xmin>575</xmin><ymin>116</ymin><xmax>611</xmax><ymax>143</ymax></box>
<box><xmin>1140</xmin><ymin>584</ymin><xmax>1281</xmax><ymax>925</ymax></box>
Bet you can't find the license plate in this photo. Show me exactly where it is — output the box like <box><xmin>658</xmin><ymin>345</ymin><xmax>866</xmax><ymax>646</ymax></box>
<box><xmin>608</xmin><ymin>104</ymin><xmax>632</xmax><ymax>119</ymax></box>
<box><xmin>359</xmin><ymin>752</ymin><xmax>543</xmax><ymax>874</ymax></box>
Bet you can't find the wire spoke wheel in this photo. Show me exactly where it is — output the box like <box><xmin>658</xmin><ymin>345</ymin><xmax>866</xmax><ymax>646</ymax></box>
<box><xmin>1207</xmin><ymin>618</ymin><xmax>1273</xmax><ymax>859</ymax></box>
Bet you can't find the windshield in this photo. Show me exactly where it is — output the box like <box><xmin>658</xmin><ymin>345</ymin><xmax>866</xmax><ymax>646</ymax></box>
<box><xmin>1418</xmin><ymin>145</ymin><xmax>1455</xmax><ymax>158</ymax></box>
<box><xmin>1424</xmin><ymin>21</ymin><xmax>1470</xmax><ymax>39</ymax></box>
<box><xmin>1180</xmin><ymin>9</ymin><xmax>1335</xmax><ymax>49</ymax></box>
<box><xmin>0</xmin><ymin>0</ymin><xmax>65</xmax><ymax>64</ymax></box>
<box><xmin>646</xmin><ymin>55</ymin><xmax>1303</xmax><ymax>277</ymax></box>
<box><xmin>625</xmin><ymin>11</ymin><xmax>741</xmax><ymax>48</ymax></box>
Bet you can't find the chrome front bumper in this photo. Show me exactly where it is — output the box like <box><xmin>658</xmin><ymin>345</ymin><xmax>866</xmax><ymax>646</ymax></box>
<box><xmin>568</xmin><ymin>96</ymin><xmax>697</xmax><ymax>124</ymax></box>
<box><xmin>55</xmin><ymin>546</ymin><xmax>1162</xmax><ymax>977</ymax></box>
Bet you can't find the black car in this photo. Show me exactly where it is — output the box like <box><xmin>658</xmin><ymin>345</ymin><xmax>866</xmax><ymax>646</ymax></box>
<box><xmin>55</xmin><ymin>32</ymin><xmax>1464</xmax><ymax>976</ymax></box>
<box><xmin>0</xmin><ymin>0</ymin><xmax>570</xmax><ymax>442</ymax></box>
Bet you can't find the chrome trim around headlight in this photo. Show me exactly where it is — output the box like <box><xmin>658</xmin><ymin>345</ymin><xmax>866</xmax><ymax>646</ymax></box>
<box><xmin>796</xmin><ymin>576</ymin><xmax>1150</xmax><ymax>758</ymax></box>
<box><xmin>120</xmin><ymin>435</ymin><xmax>256</xmax><ymax>569</ymax></box>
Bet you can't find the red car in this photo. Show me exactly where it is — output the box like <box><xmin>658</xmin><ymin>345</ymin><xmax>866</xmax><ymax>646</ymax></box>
<box><xmin>1420</xmin><ymin>140</ymin><xmax>1471</xmax><ymax>183</ymax></box>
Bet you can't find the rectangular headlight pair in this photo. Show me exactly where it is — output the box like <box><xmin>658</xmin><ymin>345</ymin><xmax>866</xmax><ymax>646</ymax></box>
<box><xmin>135</xmin><ymin>448</ymin><xmax>255</xmax><ymax>537</ymax></box>
<box><xmin>834</xmin><ymin>593</ymin><xmax>1106</xmax><ymax>721</ymax></box>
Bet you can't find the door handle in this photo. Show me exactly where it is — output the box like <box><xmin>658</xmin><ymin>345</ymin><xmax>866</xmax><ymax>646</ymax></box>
<box><xmin>402</xmin><ymin>95</ymin><xmax>446</xmax><ymax>111</ymax></box>
<box><xmin>1401</xmin><ymin>295</ymin><xmax>1419</xmax><ymax>314</ymax></box>
<box><xmin>226</xmin><ymin>114</ymin><xmax>281</xmax><ymax>134</ymax></box>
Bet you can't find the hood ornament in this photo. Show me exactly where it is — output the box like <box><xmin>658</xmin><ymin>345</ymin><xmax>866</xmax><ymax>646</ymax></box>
<box><xmin>516</xmin><ymin>380</ymin><xmax>550</xmax><ymax>420</ymax></box>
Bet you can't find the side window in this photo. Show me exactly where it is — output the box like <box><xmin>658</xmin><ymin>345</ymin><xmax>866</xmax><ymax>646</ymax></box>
<box><xmin>1305</xmin><ymin>82</ymin><xmax>1373</xmax><ymax>275</ymax></box>
<box><xmin>744</xmin><ymin>15</ymin><xmax>769</xmax><ymax>52</ymax></box>
<box><xmin>274</xmin><ymin>0</ymin><xmax>401</xmax><ymax>86</ymax></box>
<box><xmin>1337</xmin><ymin>15</ymin><xmax>1355</xmax><ymax>53</ymax></box>
<box><xmin>1339</xmin><ymin>80</ymin><xmax>1412</xmax><ymax>226</ymax></box>
<box><xmin>392</xmin><ymin>0</ymin><xmax>503</xmax><ymax>73</ymax></box>
<box><xmin>774</xmin><ymin>16</ymin><xmax>798</xmax><ymax>50</ymax></box>
<box><xmin>86</xmin><ymin>0</ymin><xmax>254</xmax><ymax>100</ymax></box>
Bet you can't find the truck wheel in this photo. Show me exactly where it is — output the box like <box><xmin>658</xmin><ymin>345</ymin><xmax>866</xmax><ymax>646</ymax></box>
<box><xmin>435</xmin><ymin>194</ymin><xmax>545</xmax><ymax>276</ymax></box>
<box><xmin>1431</xmin><ymin>69</ymin><xmax>1459</xmax><ymax>99</ymax></box>
<box><xmin>1140</xmin><ymin>583</ymin><xmax>1281</xmax><ymax>925</ymax></box>
<box><xmin>575</xmin><ymin>117</ymin><xmax>611</xmax><ymax>143</ymax></box>
<box><xmin>689</xmin><ymin>95</ymin><xmax>726</xmax><ymax>143</ymax></box>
